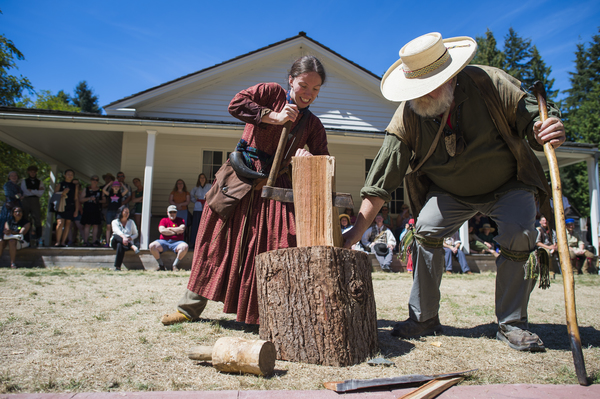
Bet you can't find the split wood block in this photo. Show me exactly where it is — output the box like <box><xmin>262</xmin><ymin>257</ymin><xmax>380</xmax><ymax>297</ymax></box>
<box><xmin>188</xmin><ymin>337</ymin><xmax>276</xmax><ymax>376</ymax></box>
<box><xmin>292</xmin><ymin>155</ymin><xmax>343</xmax><ymax>247</ymax></box>
<box><xmin>255</xmin><ymin>246</ymin><xmax>378</xmax><ymax>367</ymax></box>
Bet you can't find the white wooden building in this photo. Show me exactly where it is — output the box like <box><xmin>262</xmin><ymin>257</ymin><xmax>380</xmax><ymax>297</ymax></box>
<box><xmin>0</xmin><ymin>32</ymin><xmax>598</xmax><ymax>251</ymax></box>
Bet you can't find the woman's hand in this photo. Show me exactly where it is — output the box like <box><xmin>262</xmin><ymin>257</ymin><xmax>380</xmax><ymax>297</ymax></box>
<box><xmin>122</xmin><ymin>236</ymin><xmax>130</xmax><ymax>246</ymax></box>
<box><xmin>295</xmin><ymin>148</ymin><xmax>313</xmax><ymax>157</ymax></box>
<box><xmin>267</xmin><ymin>104</ymin><xmax>299</xmax><ymax>125</ymax></box>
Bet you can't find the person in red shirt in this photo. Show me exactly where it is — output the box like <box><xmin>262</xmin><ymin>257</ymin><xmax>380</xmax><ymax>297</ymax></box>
<box><xmin>149</xmin><ymin>205</ymin><xmax>188</xmax><ymax>271</ymax></box>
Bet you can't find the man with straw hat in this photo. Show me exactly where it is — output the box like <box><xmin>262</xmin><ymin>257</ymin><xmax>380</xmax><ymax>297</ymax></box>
<box><xmin>343</xmin><ymin>32</ymin><xmax>566</xmax><ymax>352</ymax></box>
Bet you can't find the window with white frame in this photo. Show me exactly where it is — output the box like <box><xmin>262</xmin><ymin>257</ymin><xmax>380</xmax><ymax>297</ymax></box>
<box><xmin>203</xmin><ymin>150</ymin><xmax>231</xmax><ymax>183</ymax></box>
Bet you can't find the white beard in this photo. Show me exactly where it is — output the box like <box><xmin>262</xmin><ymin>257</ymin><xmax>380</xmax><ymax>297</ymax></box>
<box><xmin>408</xmin><ymin>82</ymin><xmax>454</xmax><ymax>118</ymax></box>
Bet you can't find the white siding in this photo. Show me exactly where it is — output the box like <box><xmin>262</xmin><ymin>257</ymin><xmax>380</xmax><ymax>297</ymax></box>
<box><xmin>121</xmin><ymin>131</ymin><xmax>238</xmax><ymax>216</ymax></box>
<box><xmin>113</xmin><ymin>40</ymin><xmax>398</xmax><ymax>133</ymax></box>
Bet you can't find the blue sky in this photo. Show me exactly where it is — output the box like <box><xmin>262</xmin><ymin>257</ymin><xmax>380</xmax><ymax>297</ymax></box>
<box><xmin>2</xmin><ymin>1</ymin><xmax>599</xmax><ymax>111</ymax></box>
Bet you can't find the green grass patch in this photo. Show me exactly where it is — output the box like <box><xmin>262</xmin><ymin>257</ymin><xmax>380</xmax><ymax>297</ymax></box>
<box><xmin>167</xmin><ymin>324</ymin><xmax>184</xmax><ymax>333</ymax></box>
<box><xmin>93</xmin><ymin>314</ymin><xmax>108</xmax><ymax>321</ymax></box>
<box><xmin>545</xmin><ymin>365</ymin><xmax>578</xmax><ymax>384</ymax></box>
<box><xmin>123</xmin><ymin>299</ymin><xmax>142</xmax><ymax>307</ymax></box>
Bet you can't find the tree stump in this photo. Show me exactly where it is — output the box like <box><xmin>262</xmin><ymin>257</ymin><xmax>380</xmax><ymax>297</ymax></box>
<box><xmin>255</xmin><ymin>246</ymin><xmax>378</xmax><ymax>366</ymax></box>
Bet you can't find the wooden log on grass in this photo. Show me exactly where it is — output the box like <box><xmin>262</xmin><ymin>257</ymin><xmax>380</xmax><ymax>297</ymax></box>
<box><xmin>188</xmin><ymin>337</ymin><xmax>276</xmax><ymax>376</ymax></box>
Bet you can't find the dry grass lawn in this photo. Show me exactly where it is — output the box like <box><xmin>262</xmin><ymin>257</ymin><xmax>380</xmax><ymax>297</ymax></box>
<box><xmin>0</xmin><ymin>267</ymin><xmax>598</xmax><ymax>394</ymax></box>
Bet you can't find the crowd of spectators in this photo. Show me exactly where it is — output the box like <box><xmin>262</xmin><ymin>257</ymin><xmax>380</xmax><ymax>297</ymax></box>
<box><xmin>0</xmin><ymin>168</ymin><xmax>214</xmax><ymax>268</ymax></box>
<box><xmin>337</xmin><ymin>203</ymin><xmax>599</xmax><ymax>276</ymax></box>
<box><xmin>2</xmin><ymin>167</ymin><xmax>599</xmax><ymax>275</ymax></box>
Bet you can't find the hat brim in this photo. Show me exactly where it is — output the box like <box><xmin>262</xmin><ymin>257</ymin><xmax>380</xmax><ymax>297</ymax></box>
<box><xmin>381</xmin><ymin>36</ymin><xmax>477</xmax><ymax>102</ymax></box>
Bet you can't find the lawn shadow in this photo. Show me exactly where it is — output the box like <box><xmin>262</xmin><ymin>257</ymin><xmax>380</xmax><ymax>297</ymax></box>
<box><xmin>377</xmin><ymin>319</ymin><xmax>416</xmax><ymax>357</ymax></box>
<box><xmin>192</xmin><ymin>361</ymin><xmax>288</xmax><ymax>378</ymax></box>
<box><xmin>197</xmin><ymin>318</ymin><xmax>259</xmax><ymax>335</ymax></box>
<box><xmin>531</xmin><ymin>323</ymin><xmax>600</xmax><ymax>350</ymax></box>
<box><xmin>442</xmin><ymin>322</ymin><xmax>497</xmax><ymax>339</ymax></box>
<box><xmin>419</xmin><ymin>321</ymin><xmax>599</xmax><ymax>351</ymax></box>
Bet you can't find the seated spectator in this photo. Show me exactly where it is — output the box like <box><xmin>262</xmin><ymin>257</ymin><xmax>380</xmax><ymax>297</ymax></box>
<box><xmin>566</xmin><ymin>218</ymin><xmax>597</xmax><ymax>274</ymax></box>
<box><xmin>380</xmin><ymin>205</ymin><xmax>393</xmax><ymax>229</ymax></box>
<box><xmin>80</xmin><ymin>175</ymin><xmax>104</xmax><ymax>246</ymax></box>
<box><xmin>130</xmin><ymin>178</ymin><xmax>144</xmax><ymax>241</ymax></box>
<box><xmin>343</xmin><ymin>207</ymin><xmax>357</xmax><ymax>224</ymax></box>
<box><xmin>20</xmin><ymin>165</ymin><xmax>45</xmax><ymax>245</ymax></box>
<box><xmin>536</xmin><ymin>216</ymin><xmax>560</xmax><ymax>278</ymax></box>
<box><xmin>443</xmin><ymin>233</ymin><xmax>472</xmax><ymax>274</ymax></box>
<box><xmin>469</xmin><ymin>212</ymin><xmax>490</xmax><ymax>235</ymax></box>
<box><xmin>394</xmin><ymin>204</ymin><xmax>411</xmax><ymax>249</ymax></box>
<box><xmin>189</xmin><ymin>174</ymin><xmax>211</xmax><ymax>249</ymax></box>
<box><xmin>0</xmin><ymin>171</ymin><xmax>23</xmax><ymax>243</ymax></box>
<box><xmin>110</xmin><ymin>205</ymin><xmax>139</xmax><ymax>271</ymax></box>
<box><xmin>468</xmin><ymin>225</ymin><xmax>499</xmax><ymax>257</ymax></box>
<box><xmin>398</xmin><ymin>218</ymin><xmax>415</xmax><ymax>273</ymax></box>
<box><xmin>169</xmin><ymin>179</ymin><xmax>190</xmax><ymax>226</ymax></box>
<box><xmin>477</xmin><ymin>223</ymin><xmax>497</xmax><ymax>250</ymax></box>
<box><xmin>149</xmin><ymin>205</ymin><xmax>188</xmax><ymax>271</ymax></box>
<box><xmin>1</xmin><ymin>206</ymin><xmax>30</xmax><ymax>268</ymax></box>
<box><xmin>102</xmin><ymin>181</ymin><xmax>128</xmax><ymax>247</ymax></box>
<box><xmin>339</xmin><ymin>213</ymin><xmax>352</xmax><ymax>234</ymax></box>
<box><xmin>361</xmin><ymin>213</ymin><xmax>396</xmax><ymax>272</ymax></box>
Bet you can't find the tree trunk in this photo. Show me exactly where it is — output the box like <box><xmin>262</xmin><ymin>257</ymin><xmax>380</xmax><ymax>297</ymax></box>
<box><xmin>255</xmin><ymin>246</ymin><xmax>378</xmax><ymax>366</ymax></box>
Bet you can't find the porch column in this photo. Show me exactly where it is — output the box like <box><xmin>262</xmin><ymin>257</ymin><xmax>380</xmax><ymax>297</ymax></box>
<box><xmin>459</xmin><ymin>220</ymin><xmax>469</xmax><ymax>253</ymax></box>
<box><xmin>587</xmin><ymin>153</ymin><xmax>600</xmax><ymax>254</ymax></box>
<box><xmin>43</xmin><ymin>165</ymin><xmax>57</xmax><ymax>246</ymax></box>
<box><xmin>140</xmin><ymin>130</ymin><xmax>157</xmax><ymax>250</ymax></box>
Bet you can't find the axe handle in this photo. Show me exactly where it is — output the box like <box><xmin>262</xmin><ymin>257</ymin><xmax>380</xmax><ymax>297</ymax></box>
<box><xmin>532</xmin><ymin>81</ymin><xmax>588</xmax><ymax>386</ymax></box>
<box><xmin>266</xmin><ymin>120</ymin><xmax>293</xmax><ymax>188</ymax></box>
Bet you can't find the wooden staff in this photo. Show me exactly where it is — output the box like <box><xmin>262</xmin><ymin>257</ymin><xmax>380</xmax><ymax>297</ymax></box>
<box><xmin>531</xmin><ymin>81</ymin><xmax>588</xmax><ymax>386</ymax></box>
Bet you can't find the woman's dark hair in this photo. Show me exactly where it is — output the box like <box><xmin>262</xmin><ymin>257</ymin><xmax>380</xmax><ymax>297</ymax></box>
<box><xmin>11</xmin><ymin>206</ymin><xmax>23</xmax><ymax>220</ymax></box>
<box><xmin>117</xmin><ymin>205</ymin><xmax>129</xmax><ymax>221</ymax></box>
<box><xmin>196</xmin><ymin>173</ymin><xmax>207</xmax><ymax>188</ymax></box>
<box><xmin>289</xmin><ymin>55</ymin><xmax>326</xmax><ymax>85</ymax></box>
<box><xmin>173</xmin><ymin>179</ymin><xmax>188</xmax><ymax>193</ymax></box>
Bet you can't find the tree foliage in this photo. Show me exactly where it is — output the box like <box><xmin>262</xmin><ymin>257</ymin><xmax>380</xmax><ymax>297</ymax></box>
<box><xmin>472</xmin><ymin>29</ymin><xmax>504</xmax><ymax>68</ymax></box>
<box><xmin>560</xmin><ymin>28</ymin><xmax>600</xmax><ymax>216</ymax></box>
<box><xmin>17</xmin><ymin>89</ymin><xmax>81</xmax><ymax>112</ymax></box>
<box><xmin>564</xmin><ymin>29</ymin><xmax>600</xmax><ymax>117</ymax></box>
<box><xmin>502</xmin><ymin>28</ymin><xmax>532</xmax><ymax>82</ymax></box>
<box><xmin>71</xmin><ymin>80</ymin><xmax>101</xmax><ymax>114</ymax></box>
<box><xmin>0</xmin><ymin>142</ymin><xmax>52</xmax><ymax>226</ymax></box>
<box><xmin>471</xmin><ymin>28</ymin><xmax>557</xmax><ymax>99</ymax></box>
<box><xmin>0</xmin><ymin>33</ymin><xmax>34</xmax><ymax>106</ymax></box>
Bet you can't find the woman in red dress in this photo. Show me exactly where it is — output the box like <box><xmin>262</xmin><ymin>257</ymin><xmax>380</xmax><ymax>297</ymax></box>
<box><xmin>162</xmin><ymin>56</ymin><xmax>329</xmax><ymax>325</ymax></box>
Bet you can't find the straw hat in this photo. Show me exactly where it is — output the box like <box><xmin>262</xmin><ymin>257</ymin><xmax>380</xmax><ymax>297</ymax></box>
<box><xmin>481</xmin><ymin>223</ymin><xmax>495</xmax><ymax>233</ymax></box>
<box><xmin>339</xmin><ymin>214</ymin><xmax>351</xmax><ymax>223</ymax></box>
<box><xmin>381</xmin><ymin>32</ymin><xmax>477</xmax><ymax>102</ymax></box>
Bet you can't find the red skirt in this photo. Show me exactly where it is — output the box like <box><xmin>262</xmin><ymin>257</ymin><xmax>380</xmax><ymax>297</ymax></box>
<box><xmin>186</xmin><ymin>174</ymin><xmax>295</xmax><ymax>324</ymax></box>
